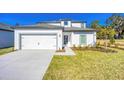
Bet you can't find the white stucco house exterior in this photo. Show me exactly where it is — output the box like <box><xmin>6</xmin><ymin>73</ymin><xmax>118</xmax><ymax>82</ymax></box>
<box><xmin>14</xmin><ymin>19</ymin><xmax>97</xmax><ymax>50</ymax></box>
<box><xmin>0</xmin><ymin>23</ymin><xmax>14</xmax><ymax>48</ymax></box>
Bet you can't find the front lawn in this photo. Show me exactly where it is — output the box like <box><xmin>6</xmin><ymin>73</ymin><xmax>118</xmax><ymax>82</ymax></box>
<box><xmin>0</xmin><ymin>47</ymin><xmax>14</xmax><ymax>56</ymax></box>
<box><xmin>43</xmin><ymin>48</ymin><xmax>124</xmax><ymax>80</ymax></box>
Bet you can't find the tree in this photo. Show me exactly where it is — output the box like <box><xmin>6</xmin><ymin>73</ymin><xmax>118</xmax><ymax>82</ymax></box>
<box><xmin>98</xmin><ymin>27</ymin><xmax>116</xmax><ymax>49</ymax></box>
<box><xmin>90</xmin><ymin>15</ymin><xmax>116</xmax><ymax>50</ymax></box>
<box><xmin>99</xmin><ymin>27</ymin><xmax>108</xmax><ymax>49</ymax></box>
<box><xmin>91</xmin><ymin>20</ymin><xmax>102</xmax><ymax>39</ymax></box>
<box><xmin>107</xmin><ymin>27</ymin><xmax>116</xmax><ymax>44</ymax></box>
<box><xmin>106</xmin><ymin>14</ymin><xmax>124</xmax><ymax>39</ymax></box>
<box><xmin>91</xmin><ymin>20</ymin><xmax>100</xmax><ymax>29</ymax></box>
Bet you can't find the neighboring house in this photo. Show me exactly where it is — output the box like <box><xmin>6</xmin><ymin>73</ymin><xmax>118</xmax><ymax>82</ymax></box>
<box><xmin>0</xmin><ymin>23</ymin><xmax>14</xmax><ymax>48</ymax></box>
<box><xmin>14</xmin><ymin>19</ymin><xmax>97</xmax><ymax>50</ymax></box>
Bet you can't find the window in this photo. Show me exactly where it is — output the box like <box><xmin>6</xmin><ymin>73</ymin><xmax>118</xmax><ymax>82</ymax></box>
<box><xmin>64</xmin><ymin>21</ymin><xmax>68</xmax><ymax>25</ymax></box>
<box><xmin>80</xmin><ymin>35</ymin><xmax>86</xmax><ymax>45</ymax></box>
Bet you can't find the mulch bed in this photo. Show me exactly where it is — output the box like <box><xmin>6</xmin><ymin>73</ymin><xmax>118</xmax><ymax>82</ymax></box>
<box><xmin>71</xmin><ymin>47</ymin><xmax>117</xmax><ymax>53</ymax></box>
<box><xmin>110</xmin><ymin>46</ymin><xmax>124</xmax><ymax>51</ymax></box>
<box><xmin>56</xmin><ymin>49</ymin><xmax>65</xmax><ymax>52</ymax></box>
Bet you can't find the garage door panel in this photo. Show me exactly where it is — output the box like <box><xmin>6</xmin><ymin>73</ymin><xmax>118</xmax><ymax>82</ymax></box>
<box><xmin>21</xmin><ymin>36</ymin><xmax>36</xmax><ymax>49</ymax></box>
<box><xmin>21</xmin><ymin>35</ymin><xmax>57</xmax><ymax>50</ymax></box>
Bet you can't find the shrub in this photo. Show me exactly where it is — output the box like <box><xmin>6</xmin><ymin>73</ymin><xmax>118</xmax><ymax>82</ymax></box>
<box><xmin>96</xmin><ymin>42</ymin><xmax>100</xmax><ymax>48</ymax></box>
<box><xmin>85</xmin><ymin>45</ymin><xmax>90</xmax><ymax>49</ymax></box>
<box><xmin>114</xmin><ymin>44</ymin><xmax>119</xmax><ymax>48</ymax></box>
<box><xmin>110</xmin><ymin>38</ymin><xmax>115</xmax><ymax>44</ymax></box>
<box><xmin>87</xmin><ymin>44</ymin><xmax>92</xmax><ymax>47</ymax></box>
<box><xmin>103</xmin><ymin>42</ymin><xmax>107</xmax><ymax>47</ymax></box>
<box><xmin>107</xmin><ymin>42</ymin><xmax>111</xmax><ymax>47</ymax></box>
<box><xmin>73</xmin><ymin>44</ymin><xmax>76</xmax><ymax>48</ymax></box>
<box><xmin>78</xmin><ymin>45</ymin><xmax>82</xmax><ymax>49</ymax></box>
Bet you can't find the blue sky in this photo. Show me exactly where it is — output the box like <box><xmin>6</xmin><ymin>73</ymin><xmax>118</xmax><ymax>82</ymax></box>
<box><xmin>0</xmin><ymin>13</ymin><xmax>122</xmax><ymax>26</ymax></box>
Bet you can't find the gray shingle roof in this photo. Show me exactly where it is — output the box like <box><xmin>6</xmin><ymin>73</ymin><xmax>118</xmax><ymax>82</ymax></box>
<box><xmin>0</xmin><ymin>23</ymin><xmax>14</xmax><ymax>31</ymax></box>
<box><xmin>37</xmin><ymin>19</ymin><xmax>86</xmax><ymax>24</ymax></box>
<box><xmin>15</xmin><ymin>23</ymin><xmax>63</xmax><ymax>29</ymax></box>
<box><xmin>16</xmin><ymin>23</ymin><xmax>97</xmax><ymax>32</ymax></box>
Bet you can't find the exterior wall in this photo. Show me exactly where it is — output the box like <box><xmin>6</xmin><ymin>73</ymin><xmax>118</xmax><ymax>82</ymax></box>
<box><xmin>71</xmin><ymin>23</ymin><xmax>86</xmax><ymax>28</ymax></box>
<box><xmin>47</xmin><ymin>21</ymin><xmax>86</xmax><ymax>28</ymax></box>
<box><xmin>0</xmin><ymin>30</ymin><xmax>14</xmax><ymax>48</ymax></box>
<box><xmin>71</xmin><ymin>32</ymin><xmax>96</xmax><ymax>47</ymax></box>
<box><xmin>61</xmin><ymin>21</ymin><xmax>64</xmax><ymax>27</ymax></box>
<box><xmin>68</xmin><ymin>21</ymin><xmax>72</xmax><ymax>27</ymax></box>
<box><xmin>71</xmin><ymin>23</ymin><xmax>82</xmax><ymax>27</ymax></box>
<box><xmin>93</xmin><ymin>32</ymin><xmax>96</xmax><ymax>45</ymax></box>
<box><xmin>14</xmin><ymin>29</ymin><xmax>63</xmax><ymax>50</ymax></box>
<box><xmin>81</xmin><ymin>23</ymin><xmax>86</xmax><ymax>28</ymax></box>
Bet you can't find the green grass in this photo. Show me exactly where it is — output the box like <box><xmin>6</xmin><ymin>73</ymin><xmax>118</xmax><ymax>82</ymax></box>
<box><xmin>43</xmin><ymin>49</ymin><xmax>124</xmax><ymax>80</ymax></box>
<box><xmin>0</xmin><ymin>47</ymin><xmax>14</xmax><ymax>56</ymax></box>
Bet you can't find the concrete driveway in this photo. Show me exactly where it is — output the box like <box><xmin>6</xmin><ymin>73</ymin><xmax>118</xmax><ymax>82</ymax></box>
<box><xmin>0</xmin><ymin>50</ymin><xmax>55</xmax><ymax>80</ymax></box>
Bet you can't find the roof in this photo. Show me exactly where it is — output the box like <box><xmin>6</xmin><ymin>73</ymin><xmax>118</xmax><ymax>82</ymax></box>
<box><xmin>16</xmin><ymin>23</ymin><xmax>97</xmax><ymax>32</ymax></box>
<box><xmin>59</xmin><ymin>19</ymin><xmax>86</xmax><ymax>23</ymax></box>
<box><xmin>15</xmin><ymin>23</ymin><xmax>63</xmax><ymax>29</ymax></box>
<box><xmin>37</xmin><ymin>19</ymin><xmax>86</xmax><ymax>24</ymax></box>
<box><xmin>64</xmin><ymin>27</ymin><xmax>98</xmax><ymax>32</ymax></box>
<box><xmin>0</xmin><ymin>23</ymin><xmax>14</xmax><ymax>32</ymax></box>
<box><xmin>37</xmin><ymin>21</ymin><xmax>60</xmax><ymax>23</ymax></box>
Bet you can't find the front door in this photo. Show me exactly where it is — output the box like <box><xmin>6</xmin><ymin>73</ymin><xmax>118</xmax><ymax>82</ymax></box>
<box><xmin>64</xmin><ymin>35</ymin><xmax>68</xmax><ymax>45</ymax></box>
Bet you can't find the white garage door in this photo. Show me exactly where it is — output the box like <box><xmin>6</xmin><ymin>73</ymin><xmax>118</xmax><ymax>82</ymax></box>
<box><xmin>21</xmin><ymin>34</ymin><xmax>57</xmax><ymax>50</ymax></box>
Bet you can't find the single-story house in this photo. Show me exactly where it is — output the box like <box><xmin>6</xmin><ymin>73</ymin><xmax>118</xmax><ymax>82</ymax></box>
<box><xmin>14</xmin><ymin>19</ymin><xmax>97</xmax><ymax>50</ymax></box>
<box><xmin>0</xmin><ymin>23</ymin><xmax>14</xmax><ymax>48</ymax></box>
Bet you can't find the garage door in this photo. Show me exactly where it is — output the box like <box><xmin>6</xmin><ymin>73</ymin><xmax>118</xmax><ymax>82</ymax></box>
<box><xmin>21</xmin><ymin>34</ymin><xmax>57</xmax><ymax>50</ymax></box>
